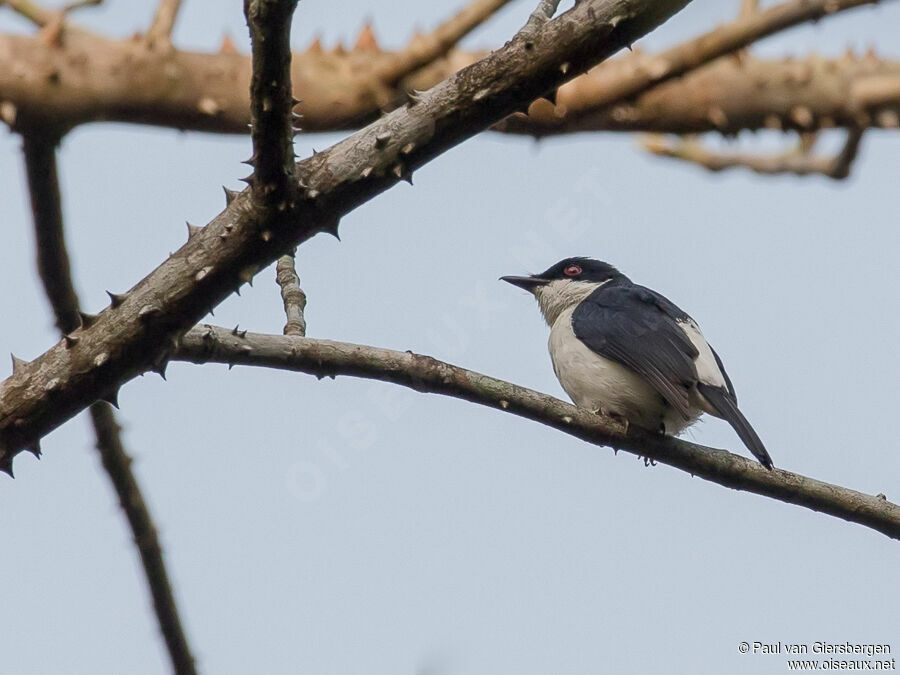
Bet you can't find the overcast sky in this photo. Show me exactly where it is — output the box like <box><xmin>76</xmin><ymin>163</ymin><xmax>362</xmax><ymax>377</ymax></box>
<box><xmin>2</xmin><ymin>1</ymin><xmax>899</xmax><ymax>674</ymax></box>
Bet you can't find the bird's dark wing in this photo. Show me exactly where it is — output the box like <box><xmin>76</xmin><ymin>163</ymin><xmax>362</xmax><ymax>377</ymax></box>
<box><xmin>571</xmin><ymin>283</ymin><xmax>699</xmax><ymax>419</ymax></box>
<box><xmin>696</xmin><ymin>383</ymin><xmax>773</xmax><ymax>469</ymax></box>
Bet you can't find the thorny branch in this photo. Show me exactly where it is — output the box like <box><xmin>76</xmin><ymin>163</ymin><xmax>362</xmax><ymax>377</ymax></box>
<box><xmin>0</xmin><ymin>0</ymin><xmax>695</xmax><ymax>468</ymax></box>
<box><xmin>175</xmin><ymin>325</ymin><xmax>900</xmax><ymax>541</ymax></box>
<box><xmin>0</xmin><ymin>0</ymin><xmax>895</xmax><ymax>138</ymax></box>
<box><xmin>20</xmin><ymin>134</ymin><xmax>196</xmax><ymax>675</ymax></box>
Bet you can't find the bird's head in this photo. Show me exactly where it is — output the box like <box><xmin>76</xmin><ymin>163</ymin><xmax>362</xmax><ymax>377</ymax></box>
<box><xmin>501</xmin><ymin>257</ymin><xmax>626</xmax><ymax>325</ymax></box>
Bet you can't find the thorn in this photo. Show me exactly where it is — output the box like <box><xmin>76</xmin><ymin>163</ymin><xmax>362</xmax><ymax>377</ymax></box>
<box><xmin>375</xmin><ymin>132</ymin><xmax>391</xmax><ymax>148</ymax></box>
<box><xmin>239</xmin><ymin>174</ymin><xmax>255</xmax><ymax>186</ymax></box>
<box><xmin>241</xmin><ymin>154</ymin><xmax>258</xmax><ymax>167</ymax></box>
<box><xmin>322</xmin><ymin>217</ymin><xmax>341</xmax><ymax>240</ymax></box>
<box><xmin>195</xmin><ymin>266</ymin><xmax>214</xmax><ymax>281</ymax></box>
<box><xmin>260</xmin><ymin>230</ymin><xmax>273</xmax><ymax>242</ymax></box>
<box><xmin>291</xmin><ymin>96</ymin><xmax>301</xmax><ymax>107</ymax></box>
<box><xmin>101</xmin><ymin>389</ymin><xmax>120</xmax><ymax>408</ymax></box>
<box><xmin>219</xmin><ymin>33</ymin><xmax>238</xmax><ymax>54</ymax></box>
<box><xmin>11</xmin><ymin>354</ymin><xmax>28</xmax><ymax>374</ymax></box>
<box><xmin>232</xmin><ymin>325</ymin><xmax>242</xmax><ymax>335</ymax></box>
<box><xmin>0</xmin><ymin>454</ymin><xmax>14</xmax><ymax>478</ymax></box>
<box><xmin>544</xmin><ymin>88</ymin><xmax>558</xmax><ymax>106</ymax></box>
<box><xmin>392</xmin><ymin>163</ymin><xmax>413</xmax><ymax>184</ymax></box>
<box><xmin>78</xmin><ymin>311</ymin><xmax>99</xmax><ymax>329</ymax></box>
<box><xmin>223</xmin><ymin>186</ymin><xmax>240</xmax><ymax>205</ymax></box>
<box><xmin>306</xmin><ymin>36</ymin><xmax>322</xmax><ymax>54</ymax></box>
<box><xmin>234</xmin><ymin>287</ymin><xmax>241</xmax><ymax>296</ymax></box>
<box><xmin>360</xmin><ymin>166</ymin><xmax>374</xmax><ymax>179</ymax></box>
<box><xmin>186</xmin><ymin>222</ymin><xmax>203</xmax><ymax>239</ymax></box>
<box><xmin>354</xmin><ymin>21</ymin><xmax>378</xmax><ymax>51</ymax></box>
<box><xmin>153</xmin><ymin>362</ymin><xmax>168</xmax><ymax>380</ymax></box>
<box><xmin>400</xmin><ymin>142</ymin><xmax>415</xmax><ymax>156</ymax></box>
<box><xmin>138</xmin><ymin>305</ymin><xmax>160</xmax><ymax>322</ymax></box>
<box><xmin>238</xmin><ymin>329</ymin><xmax>247</xmax><ymax>338</ymax></box>
<box><xmin>406</xmin><ymin>89</ymin><xmax>424</xmax><ymax>106</ymax></box>
<box><xmin>64</xmin><ymin>333</ymin><xmax>80</xmax><ymax>348</ymax></box>
<box><xmin>106</xmin><ymin>290</ymin><xmax>126</xmax><ymax>308</ymax></box>
<box><xmin>25</xmin><ymin>441</ymin><xmax>41</xmax><ymax>458</ymax></box>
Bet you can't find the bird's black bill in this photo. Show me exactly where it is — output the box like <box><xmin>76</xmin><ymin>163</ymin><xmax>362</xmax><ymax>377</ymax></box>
<box><xmin>500</xmin><ymin>275</ymin><xmax>549</xmax><ymax>291</ymax></box>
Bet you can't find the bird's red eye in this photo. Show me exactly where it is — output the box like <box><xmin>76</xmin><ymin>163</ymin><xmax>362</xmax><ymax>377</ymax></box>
<box><xmin>564</xmin><ymin>265</ymin><xmax>582</xmax><ymax>277</ymax></box>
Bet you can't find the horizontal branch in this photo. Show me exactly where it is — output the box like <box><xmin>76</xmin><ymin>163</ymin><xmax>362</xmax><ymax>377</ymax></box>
<box><xmin>174</xmin><ymin>325</ymin><xmax>900</xmax><ymax>541</ymax></box>
<box><xmin>1</xmin><ymin>0</ymin><xmax>896</xmax><ymax>136</ymax></box>
<box><xmin>0</xmin><ymin>0</ymin><xmax>694</xmax><ymax>468</ymax></box>
<box><xmin>641</xmin><ymin>127</ymin><xmax>865</xmax><ymax>178</ymax></box>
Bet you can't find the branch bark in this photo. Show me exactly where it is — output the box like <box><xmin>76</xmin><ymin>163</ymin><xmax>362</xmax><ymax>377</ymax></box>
<box><xmin>174</xmin><ymin>325</ymin><xmax>900</xmax><ymax>541</ymax></box>
<box><xmin>0</xmin><ymin>0</ymin><xmax>694</xmax><ymax>469</ymax></box>
<box><xmin>1</xmin><ymin>0</ymin><xmax>894</xmax><ymax>136</ymax></box>
<box><xmin>641</xmin><ymin>127</ymin><xmax>865</xmax><ymax>179</ymax></box>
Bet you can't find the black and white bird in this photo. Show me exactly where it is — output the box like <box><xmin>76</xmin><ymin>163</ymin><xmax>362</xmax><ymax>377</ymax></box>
<box><xmin>501</xmin><ymin>257</ymin><xmax>773</xmax><ymax>469</ymax></box>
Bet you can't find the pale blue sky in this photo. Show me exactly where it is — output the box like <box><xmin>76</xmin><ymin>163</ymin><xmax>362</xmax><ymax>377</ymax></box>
<box><xmin>1</xmin><ymin>1</ymin><xmax>899</xmax><ymax>674</ymax></box>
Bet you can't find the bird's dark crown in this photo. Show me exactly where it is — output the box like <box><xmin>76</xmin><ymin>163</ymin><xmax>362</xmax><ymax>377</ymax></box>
<box><xmin>534</xmin><ymin>257</ymin><xmax>626</xmax><ymax>283</ymax></box>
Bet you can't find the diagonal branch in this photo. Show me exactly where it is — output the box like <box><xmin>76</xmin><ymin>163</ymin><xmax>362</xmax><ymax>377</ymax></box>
<box><xmin>174</xmin><ymin>325</ymin><xmax>900</xmax><ymax>541</ymax></box>
<box><xmin>20</xmin><ymin>134</ymin><xmax>196</xmax><ymax>675</ymax></box>
<box><xmin>0</xmin><ymin>0</ymin><xmax>695</xmax><ymax>468</ymax></box>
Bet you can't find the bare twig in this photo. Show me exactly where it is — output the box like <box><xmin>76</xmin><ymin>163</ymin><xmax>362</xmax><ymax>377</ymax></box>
<box><xmin>174</xmin><ymin>325</ymin><xmax>900</xmax><ymax>541</ymax></box>
<box><xmin>374</xmin><ymin>0</ymin><xmax>516</xmax><ymax>85</ymax></box>
<box><xmin>521</xmin><ymin>0</ymin><xmax>562</xmax><ymax>37</ymax></box>
<box><xmin>145</xmin><ymin>0</ymin><xmax>183</xmax><ymax>49</ymax></box>
<box><xmin>1</xmin><ymin>2</ymin><xmax>895</xmax><ymax>136</ymax></box>
<box><xmin>1</xmin><ymin>0</ymin><xmax>53</xmax><ymax>26</ymax></box>
<box><xmin>276</xmin><ymin>252</ymin><xmax>307</xmax><ymax>336</ymax></box>
<box><xmin>21</xmin><ymin>134</ymin><xmax>196</xmax><ymax>675</ymax></box>
<box><xmin>0</xmin><ymin>0</ymin><xmax>695</xmax><ymax>464</ymax></box>
<box><xmin>740</xmin><ymin>0</ymin><xmax>759</xmax><ymax>18</ymax></box>
<box><xmin>642</xmin><ymin>127</ymin><xmax>864</xmax><ymax>179</ymax></box>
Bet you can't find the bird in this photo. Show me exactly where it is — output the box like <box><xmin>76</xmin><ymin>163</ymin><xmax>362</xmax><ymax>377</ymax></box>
<box><xmin>501</xmin><ymin>257</ymin><xmax>773</xmax><ymax>469</ymax></box>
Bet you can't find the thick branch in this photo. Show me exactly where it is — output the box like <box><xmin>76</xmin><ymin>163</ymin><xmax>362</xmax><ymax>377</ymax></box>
<box><xmin>0</xmin><ymin>0</ymin><xmax>694</xmax><ymax>467</ymax></box>
<box><xmin>174</xmin><ymin>325</ymin><xmax>900</xmax><ymax>541</ymax></box>
<box><xmin>20</xmin><ymin>134</ymin><xmax>196</xmax><ymax>675</ymax></box>
<box><xmin>1</xmin><ymin>0</ymin><xmax>895</xmax><ymax>136</ymax></box>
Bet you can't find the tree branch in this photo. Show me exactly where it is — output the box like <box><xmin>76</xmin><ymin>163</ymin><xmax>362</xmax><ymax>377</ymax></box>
<box><xmin>245</xmin><ymin>0</ymin><xmax>299</xmax><ymax>210</ymax></box>
<box><xmin>0</xmin><ymin>0</ymin><xmax>695</xmax><ymax>468</ymax></box>
<box><xmin>275</xmin><ymin>252</ymin><xmax>307</xmax><ymax>336</ymax></box>
<box><xmin>144</xmin><ymin>0</ymin><xmax>183</xmax><ymax>50</ymax></box>
<box><xmin>374</xmin><ymin>0</ymin><xmax>516</xmax><ymax>86</ymax></box>
<box><xmin>174</xmin><ymin>325</ymin><xmax>900</xmax><ymax>541</ymax></box>
<box><xmin>1</xmin><ymin>0</ymin><xmax>894</xmax><ymax>136</ymax></box>
<box><xmin>641</xmin><ymin>127</ymin><xmax>865</xmax><ymax>179</ymax></box>
<box><xmin>20</xmin><ymin>133</ymin><xmax>196</xmax><ymax>675</ymax></box>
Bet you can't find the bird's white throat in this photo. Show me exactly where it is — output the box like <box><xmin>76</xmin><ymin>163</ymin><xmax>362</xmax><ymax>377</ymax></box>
<box><xmin>533</xmin><ymin>279</ymin><xmax>608</xmax><ymax>326</ymax></box>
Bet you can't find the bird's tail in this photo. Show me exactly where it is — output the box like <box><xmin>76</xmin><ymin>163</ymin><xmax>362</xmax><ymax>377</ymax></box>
<box><xmin>697</xmin><ymin>383</ymin><xmax>773</xmax><ymax>470</ymax></box>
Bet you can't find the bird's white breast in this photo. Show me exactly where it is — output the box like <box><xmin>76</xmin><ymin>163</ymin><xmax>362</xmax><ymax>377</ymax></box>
<box><xmin>548</xmin><ymin>306</ymin><xmax>692</xmax><ymax>432</ymax></box>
